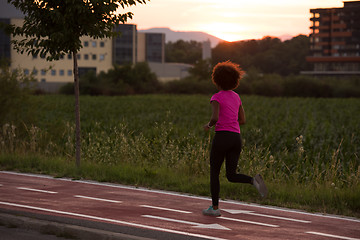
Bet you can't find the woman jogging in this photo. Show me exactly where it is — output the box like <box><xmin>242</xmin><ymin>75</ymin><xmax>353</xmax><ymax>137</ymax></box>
<box><xmin>203</xmin><ymin>61</ymin><xmax>268</xmax><ymax>217</ymax></box>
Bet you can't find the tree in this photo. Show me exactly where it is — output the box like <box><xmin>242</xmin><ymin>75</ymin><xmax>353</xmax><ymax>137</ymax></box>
<box><xmin>165</xmin><ymin>40</ymin><xmax>202</xmax><ymax>64</ymax></box>
<box><xmin>5</xmin><ymin>0</ymin><xmax>148</xmax><ymax>167</ymax></box>
<box><xmin>212</xmin><ymin>36</ymin><xmax>311</xmax><ymax>76</ymax></box>
<box><xmin>188</xmin><ymin>59</ymin><xmax>212</xmax><ymax>81</ymax></box>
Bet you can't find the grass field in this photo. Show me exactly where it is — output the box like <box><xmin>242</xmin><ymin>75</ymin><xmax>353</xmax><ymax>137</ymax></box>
<box><xmin>0</xmin><ymin>94</ymin><xmax>359</xmax><ymax>217</ymax></box>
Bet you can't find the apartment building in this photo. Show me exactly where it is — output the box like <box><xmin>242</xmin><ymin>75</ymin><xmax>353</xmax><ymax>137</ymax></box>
<box><xmin>0</xmin><ymin>18</ymin><xmax>166</xmax><ymax>87</ymax></box>
<box><xmin>6</xmin><ymin>18</ymin><xmax>113</xmax><ymax>84</ymax></box>
<box><xmin>305</xmin><ymin>1</ymin><xmax>360</xmax><ymax>75</ymax></box>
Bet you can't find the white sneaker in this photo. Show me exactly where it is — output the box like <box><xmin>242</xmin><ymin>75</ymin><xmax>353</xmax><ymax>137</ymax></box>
<box><xmin>253</xmin><ymin>174</ymin><xmax>268</xmax><ymax>198</ymax></box>
<box><xmin>202</xmin><ymin>206</ymin><xmax>221</xmax><ymax>216</ymax></box>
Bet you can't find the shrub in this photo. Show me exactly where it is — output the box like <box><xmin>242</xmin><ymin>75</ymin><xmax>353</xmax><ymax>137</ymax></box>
<box><xmin>251</xmin><ymin>74</ymin><xmax>284</xmax><ymax>97</ymax></box>
<box><xmin>161</xmin><ymin>77</ymin><xmax>216</xmax><ymax>94</ymax></box>
<box><xmin>283</xmin><ymin>76</ymin><xmax>333</xmax><ymax>98</ymax></box>
<box><xmin>59</xmin><ymin>62</ymin><xmax>161</xmax><ymax>96</ymax></box>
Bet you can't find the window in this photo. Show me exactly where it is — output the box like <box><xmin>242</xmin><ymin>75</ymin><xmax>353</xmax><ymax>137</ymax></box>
<box><xmin>77</xmin><ymin>54</ymin><xmax>81</xmax><ymax>60</ymax></box>
<box><xmin>51</xmin><ymin>70</ymin><xmax>56</xmax><ymax>76</ymax></box>
<box><xmin>99</xmin><ymin>54</ymin><xmax>105</xmax><ymax>61</ymax></box>
<box><xmin>100</xmin><ymin>41</ymin><xmax>105</xmax><ymax>47</ymax></box>
<box><xmin>92</xmin><ymin>54</ymin><xmax>97</xmax><ymax>60</ymax></box>
<box><xmin>41</xmin><ymin>79</ymin><xmax>46</xmax><ymax>83</ymax></box>
<box><xmin>67</xmin><ymin>54</ymin><xmax>72</xmax><ymax>60</ymax></box>
<box><xmin>59</xmin><ymin>70</ymin><xmax>64</xmax><ymax>76</ymax></box>
<box><xmin>68</xmin><ymin>70</ymin><xmax>72</xmax><ymax>76</ymax></box>
<box><xmin>84</xmin><ymin>41</ymin><xmax>89</xmax><ymax>47</ymax></box>
<box><xmin>41</xmin><ymin>69</ymin><xmax>46</xmax><ymax>76</ymax></box>
<box><xmin>92</xmin><ymin>41</ymin><xmax>97</xmax><ymax>47</ymax></box>
<box><xmin>84</xmin><ymin>54</ymin><xmax>89</xmax><ymax>60</ymax></box>
<box><xmin>32</xmin><ymin>69</ymin><xmax>38</xmax><ymax>75</ymax></box>
<box><xmin>24</xmin><ymin>69</ymin><xmax>29</xmax><ymax>75</ymax></box>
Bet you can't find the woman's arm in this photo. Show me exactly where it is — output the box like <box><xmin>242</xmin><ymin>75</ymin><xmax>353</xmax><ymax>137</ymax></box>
<box><xmin>203</xmin><ymin>101</ymin><xmax>219</xmax><ymax>131</ymax></box>
<box><xmin>238</xmin><ymin>105</ymin><xmax>246</xmax><ymax>125</ymax></box>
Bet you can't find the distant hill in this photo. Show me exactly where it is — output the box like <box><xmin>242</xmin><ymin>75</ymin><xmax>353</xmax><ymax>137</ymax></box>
<box><xmin>139</xmin><ymin>28</ymin><xmax>295</xmax><ymax>47</ymax></box>
<box><xmin>139</xmin><ymin>27</ymin><xmax>223</xmax><ymax>47</ymax></box>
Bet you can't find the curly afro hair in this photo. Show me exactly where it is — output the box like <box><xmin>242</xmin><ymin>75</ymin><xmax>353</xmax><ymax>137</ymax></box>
<box><xmin>211</xmin><ymin>61</ymin><xmax>244</xmax><ymax>90</ymax></box>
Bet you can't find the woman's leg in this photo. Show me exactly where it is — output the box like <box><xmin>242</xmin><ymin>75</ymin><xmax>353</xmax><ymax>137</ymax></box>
<box><xmin>225</xmin><ymin>133</ymin><xmax>253</xmax><ymax>184</ymax></box>
<box><xmin>210</xmin><ymin>133</ymin><xmax>226</xmax><ymax>207</ymax></box>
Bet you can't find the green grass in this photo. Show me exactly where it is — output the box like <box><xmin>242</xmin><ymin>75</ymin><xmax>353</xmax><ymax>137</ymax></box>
<box><xmin>0</xmin><ymin>94</ymin><xmax>359</xmax><ymax>218</ymax></box>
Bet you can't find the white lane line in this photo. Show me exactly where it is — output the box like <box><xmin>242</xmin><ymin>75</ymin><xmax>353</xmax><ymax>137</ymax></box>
<box><xmin>218</xmin><ymin>216</ymin><xmax>279</xmax><ymax>228</ymax></box>
<box><xmin>306</xmin><ymin>231</ymin><xmax>360</xmax><ymax>240</ymax></box>
<box><xmin>17</xmin><ymin>187</ymin><xmax>57</xmax><ymax>194</ymax></box>
<box><xmin>0</xmin><ymin>201</ymin><xmax>227</xmax><ymax>240</ymax></box>
<box><xmin>140</xmin><ymin>205</ymin><xmax>192</xmax><ymax>214</ymax></box>
<box><xmin>222</xmin><ymin>209</ymin><xmax>311</xmax><ymax>223</ymax></box>
<box><xmin>74</xmin><ymin>195</ymin><xmax>122</xmax><ymax>203</ymax></box>
<box><xmin>247</xmin><ymin>212</ymin><xmax>311</xmax><ymax>223</ymax></box>
<box><xmin>142</xmin><ymin>215</ymin><xmax>230</xmax><ymax>230</ymax></box>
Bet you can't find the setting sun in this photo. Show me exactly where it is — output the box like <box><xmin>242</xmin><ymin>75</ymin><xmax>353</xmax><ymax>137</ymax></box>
<box><xmin>197</xmin><ymin>22</ymin><xmax>251</xmax><ymax>42</ymax></box>
<box><xmin>212</xmin><ymin>33</ymin><xmax>242</xmax><ymax>43</ymax></box>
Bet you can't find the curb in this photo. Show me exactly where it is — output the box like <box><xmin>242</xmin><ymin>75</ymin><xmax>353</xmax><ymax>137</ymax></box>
<box><xmin>0</xmin><ymin>212</ymin><xmax>153</xmax><ymax>240</ymax></box>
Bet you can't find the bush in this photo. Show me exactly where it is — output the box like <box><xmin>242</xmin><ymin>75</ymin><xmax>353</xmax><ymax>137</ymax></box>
<box><xmin>251</xmin><ymin>74</ymin><xmax>284</xmax><ymax>97</ymax></box>
<box><xmin>283</xmin><ymin>76</ymin><xmax>332</xmax><ymax>98</ymax></box>
<box><xmin>59</xmin><ymin>62</ymin><xmax>161</xmax><ymax>95</ymax></box>
<box><xmin>161</xmin><ymin>77</ymin><xmax>216</xmax><ymax>94</ymax></box>
<box><xmin>58</xmin><ymin>61</ymin><xmax>360</xmax><ymax>98</ymax></box>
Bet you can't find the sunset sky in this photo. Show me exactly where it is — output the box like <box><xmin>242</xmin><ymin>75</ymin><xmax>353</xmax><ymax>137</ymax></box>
<box><xmin>124</xmin><ymin>0</ymin><xmax>345</xmax><ymax>42</ymax></box>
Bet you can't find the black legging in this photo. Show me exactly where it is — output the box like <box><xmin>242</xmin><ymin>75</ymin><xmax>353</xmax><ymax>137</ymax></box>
<box><xmin>210</xmin><ymin>131</ymin><xmax>252</xmax><ymax>207</ymax></box>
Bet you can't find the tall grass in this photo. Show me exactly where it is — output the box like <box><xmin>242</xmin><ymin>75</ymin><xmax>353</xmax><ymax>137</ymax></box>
<box><xmin>0</xmin><ymin>95</ymin><xmax>359</xmax><ymax>217</ymax></box>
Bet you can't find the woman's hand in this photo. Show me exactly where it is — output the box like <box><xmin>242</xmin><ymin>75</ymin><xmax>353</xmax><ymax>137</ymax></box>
<box><xmin>203</xmin><ymin>123</ymin><xmax>211</xmax><ymax>131</ymax></box>
<box><xmin>203</xmin><ymin>101</ymin><xmax>219</xmax><ymax>131</ymax></box>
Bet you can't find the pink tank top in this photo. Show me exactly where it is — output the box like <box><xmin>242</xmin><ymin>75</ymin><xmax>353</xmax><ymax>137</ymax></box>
<box><xmin>210</xmin><ymin>90</ymin><xmax>241</xmax><ymax>133</ymax></box>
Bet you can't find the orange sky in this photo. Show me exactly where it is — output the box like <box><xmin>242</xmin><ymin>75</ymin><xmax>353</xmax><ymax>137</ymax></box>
<box><xmin>123</xmin><ymin>0</ymin><xmax>345</xmax><ymax>41</ymax></box>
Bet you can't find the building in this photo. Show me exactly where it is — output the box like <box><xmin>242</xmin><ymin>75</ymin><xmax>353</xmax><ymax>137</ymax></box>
<box><xmin>304</xmin><ymin>1</ymin><xmax>360</xmax><ymax>76</ymax></box>
<box><xmin>0</xmin><ymin>18</ymin><xmax>170</xmax><ymax>90</ymax></box>
<box><xmin>0</xmin><ymin>0</ymin><xmax>195</xmax><ymax>90</ymax></box>
<box><xmin>137</xmin><ymin>32</ymin><xmax>165</xmax><ymax>63</ymax></box>
<box><xmin>202</xmin><ymin>40</ymin><xmax>211</xmax><ymax>60</ymax></box>
<box><xmin>148</xmin><ymin>62</ymin><xmax>191</xmax><ymax>82</ymax></box>
<box><xmin>113</xmin><ymin>24</ymin><xmax>138</xmax><ymax>65</ymax></box>
<box><xmin>0</xmin><ymin>18</ymin><xmax>123</xmax><ymax>84</ymax></box>
<box><xmin>0</xmin><ymin>18</ymin><xmax>11</xmax><ymax>60</ymax></box>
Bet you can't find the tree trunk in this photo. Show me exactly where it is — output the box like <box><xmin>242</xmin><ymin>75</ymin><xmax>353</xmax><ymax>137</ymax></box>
<box><xmin>73</xmin><ymin>51</ymin><xmax>81</xmax><ymax>168</ymax></box>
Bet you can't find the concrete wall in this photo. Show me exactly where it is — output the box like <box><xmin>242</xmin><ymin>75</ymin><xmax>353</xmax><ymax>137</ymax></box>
<box><xmin>148</xmin><ymin>62</ymin><xmax>192</xmax><ymax>82</ymax></box>
<box><xmin>137</xmin><ymin>33</ymin><xmax>146</xmax><ymax>62</ymax></box>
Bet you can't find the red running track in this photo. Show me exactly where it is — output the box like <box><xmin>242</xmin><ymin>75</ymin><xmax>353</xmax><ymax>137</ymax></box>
<box><xmin>0</xmin><ymin>171</ymin><xmax>359</xmax><ymax>240</ymax></box>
